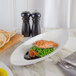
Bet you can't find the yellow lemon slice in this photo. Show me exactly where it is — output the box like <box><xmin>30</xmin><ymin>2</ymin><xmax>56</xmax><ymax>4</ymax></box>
<box><xmin>0</xmin><ymin>68</ymin><xmax>8</xmax><ymax>76</ymax></box>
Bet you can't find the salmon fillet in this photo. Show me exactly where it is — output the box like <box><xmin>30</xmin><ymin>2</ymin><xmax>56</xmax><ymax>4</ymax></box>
<box><xmin>33</xmin><ymin>40</ymin><xmax>58</xmax><ymax>48</ymax></box>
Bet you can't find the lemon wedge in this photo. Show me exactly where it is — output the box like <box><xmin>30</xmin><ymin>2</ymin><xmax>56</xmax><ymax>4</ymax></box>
<box><xmin>0</xmin><ymin>68</ymin><xmax>8</xmax><ymax>76</ymax></box>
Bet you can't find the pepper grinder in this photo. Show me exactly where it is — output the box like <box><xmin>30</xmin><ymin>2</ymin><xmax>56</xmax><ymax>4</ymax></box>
<box><xmin>21</xmin><ymin>11</ymin><xmax>31</xmax><ymax>37</ymax></box>
<box><xmin>31</xmin><ymin>11</ymin><xmax>41</xmax><ymax>37</ymax></box>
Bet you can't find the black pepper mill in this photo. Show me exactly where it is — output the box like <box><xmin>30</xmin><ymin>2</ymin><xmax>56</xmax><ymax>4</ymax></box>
<box><xmin>21</xmin><ymin>11</ymin><xmax>31</xmax><ymax>37</ymax></box>
<box><xmin>31</xmin><ymin>11</ymin><xmax>41</xmax><ymax>37</ymax></box>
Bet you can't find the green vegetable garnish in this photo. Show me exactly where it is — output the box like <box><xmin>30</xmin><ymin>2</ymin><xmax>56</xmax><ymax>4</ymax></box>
<box><xmin>30</xmin><ymin>46</ymin><xmax>54</xmax><ymax>57</ymax></box>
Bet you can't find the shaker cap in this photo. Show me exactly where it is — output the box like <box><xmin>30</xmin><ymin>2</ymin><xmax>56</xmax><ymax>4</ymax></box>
<box><xmin>21</xmin><ymin>11</ymin><xmax>31</xmax><ymax>18</ymax></box>
<box><xmin>31</xmin><ymin>11</ymin><xmax>41</xmax><ymax>19</ymax></box>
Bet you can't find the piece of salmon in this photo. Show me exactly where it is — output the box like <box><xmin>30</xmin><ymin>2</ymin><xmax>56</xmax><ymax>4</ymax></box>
<box><xmin>29</xmin><ymin>50</ymin><xmax>38</xmax><ymax>57</ymax></box>
<box><xmin>33</xmin><ymin>40</ymin><xmax>58</xmax><ymax>48</ymax></box>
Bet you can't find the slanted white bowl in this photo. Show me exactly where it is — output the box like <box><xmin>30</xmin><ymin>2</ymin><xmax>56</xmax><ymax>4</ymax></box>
<box><xmin>10</xmin><ymin>30</ymin><xmax>68</xmax><ymax>66</ymax></box>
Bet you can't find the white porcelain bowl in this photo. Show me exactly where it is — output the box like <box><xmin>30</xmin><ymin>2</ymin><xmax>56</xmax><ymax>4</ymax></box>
<box><xmin>10</xmin><ymin>30</ymin><xmax>68</xmax><ymax>66</ymax></box>
<box><xmin>0</xmin><ymin>62</ymin><xmax>13</xmax><ymax>76</ymax></box>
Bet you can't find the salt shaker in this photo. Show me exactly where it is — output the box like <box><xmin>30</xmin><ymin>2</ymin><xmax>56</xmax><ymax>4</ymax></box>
<box><xmin>21</xmin><ymin>11</ymin><xmax>31</xmax><ymax>37</ymax></box>
<box><xmin>31</xmin><ymin>11</ymin><xmax>41</xmax><ymax>37</ymax></box>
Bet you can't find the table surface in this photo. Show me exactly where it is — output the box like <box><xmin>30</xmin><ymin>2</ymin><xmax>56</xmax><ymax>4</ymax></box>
<box><xmin>0</xmin><ymin>28</ymin><xmax>76</xmax><ymax>76</ymax></box>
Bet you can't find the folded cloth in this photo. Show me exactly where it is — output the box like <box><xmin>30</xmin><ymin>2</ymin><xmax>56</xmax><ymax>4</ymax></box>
<box><xmin>63</xmin><ymin>51</ymin><xmax>76</xmax><ymax>67</ymax></box>
<box><xmin>57</xmin><ymin>62</ymin><xmax>76</xmax><ymax>76</ymax></box>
